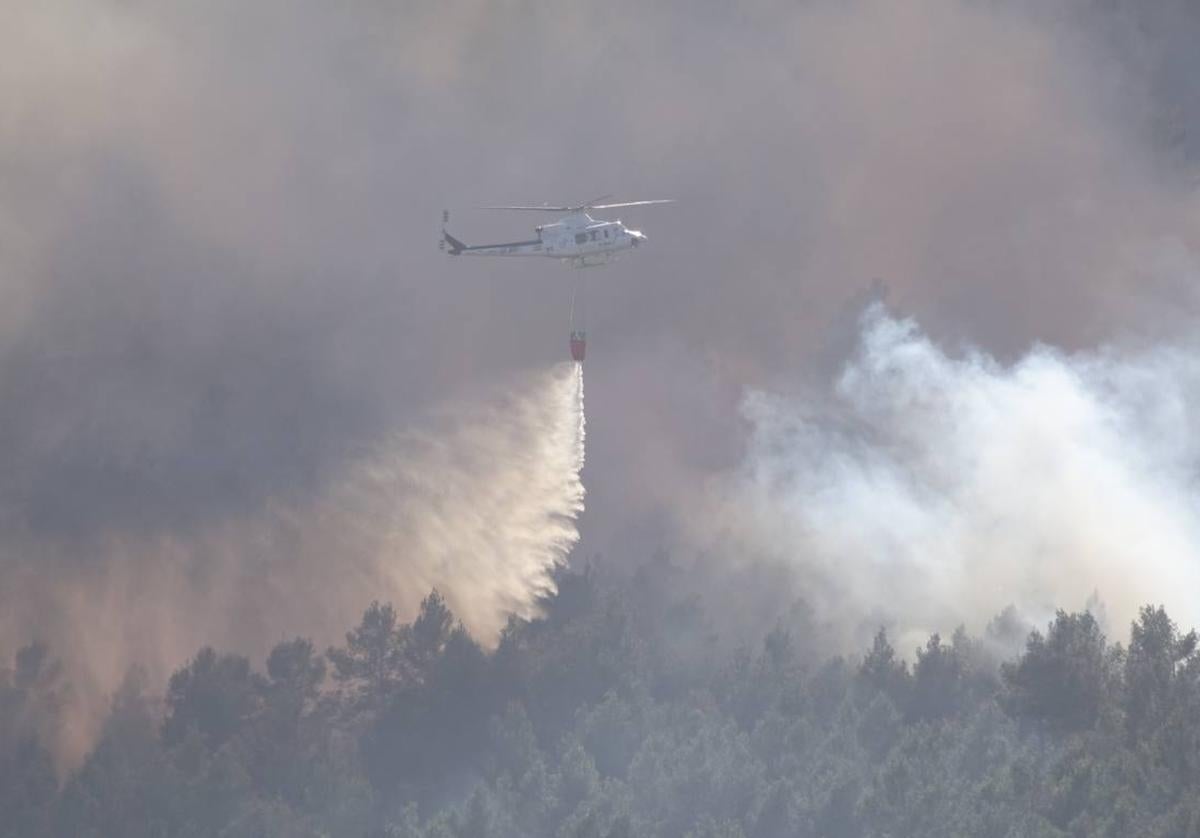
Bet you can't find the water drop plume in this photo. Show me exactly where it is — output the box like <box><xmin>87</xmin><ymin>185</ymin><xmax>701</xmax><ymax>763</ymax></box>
<box><xmin>0</xmin><ymin>361</ymin><xmax>587</xmax><ymax>767</ymax></box>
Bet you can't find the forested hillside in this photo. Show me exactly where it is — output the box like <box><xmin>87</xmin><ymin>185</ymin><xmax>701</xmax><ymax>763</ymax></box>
<box><xmin>4</xmin><ymin>563</ymin><xmax>1200</xmax><ymax>838</ymax></box>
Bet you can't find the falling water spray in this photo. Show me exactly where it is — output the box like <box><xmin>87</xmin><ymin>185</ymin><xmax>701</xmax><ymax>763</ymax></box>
<box><xmin>0</xmin><ymin>362</ymin><xmax>589</xmax><ymax>768</ymax></box>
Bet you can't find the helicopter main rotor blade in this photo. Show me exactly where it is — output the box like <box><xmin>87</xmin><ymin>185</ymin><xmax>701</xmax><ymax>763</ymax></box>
<box><xmin>572</xmin><ymin>194</ymin><xmax>613</xmax><ymax>211</ymax></box>
<box><xmin>475</xmin><ymin>198</ymin><xmax>674</xmax><ymax>212</ymax></box>
<box><xmin>590</xmin><ymin>199</ymin><xmax>675</xmax><ymax>209</ymax></box>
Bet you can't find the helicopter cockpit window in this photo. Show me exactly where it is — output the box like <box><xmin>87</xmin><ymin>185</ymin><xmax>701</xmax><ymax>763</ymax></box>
<box><xmin>575</xmin><ymin>232</ymin><xmax>587</xmax><ymax>245</ymax></box>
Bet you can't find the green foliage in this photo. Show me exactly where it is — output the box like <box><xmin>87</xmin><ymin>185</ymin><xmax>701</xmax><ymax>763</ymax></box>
<box><xmin>0</xmin><ymin>644</ymin><xmax>64</xmax><ymax>838</ymax></box>
<box><xmin>327</xmin><ymin>600</ymin><xmax>408</xmax><ymax>715</ymax></box>
<box><xmin>163</xmin><ymin>647</ymin><xmax>262</xmax><ymax>749</ymax></box>
<box><xmin>858</xmin><ymin>628</ymin><xmax>910</xmax><ymax>705</ymax></box>
<box><xmin>361</xmin><ymin>594</ymin><xmax>494</xmax><ymax>803</ymax></box>
<box><xmin>1001</xmin><ymin>610</ymin><xmax>1116</xmax><ymax>733</ymax></box>
<box><xmin>909</xmin><ymin>632</ymin><xmax>966</xmax><ymax>722</ymax></box>
<box><xmin>1124</xmin><ymin>606</ymin><xmax>1198</xmax><ymax>742</ymax></box>
<box><xmin>11</xmin><ymin>574</ymin><xmax>1200</xmax><ymax>837</ymax></box>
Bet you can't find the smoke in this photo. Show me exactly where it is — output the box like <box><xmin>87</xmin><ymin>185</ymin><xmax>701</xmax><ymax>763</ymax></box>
<box><xmin>0</xmin><ymin>362</ymin><xmax>585</xmax><ymax>768</ymax></box>
<box><xmin>3</xmin><ymin>0</ymin><xmax>1200</xmax><ymax>769</ymax></box>
<box><xmin>693</xmin><ymin>304</ymin><xmax>1200</xmax><ymax>653</ymax></box>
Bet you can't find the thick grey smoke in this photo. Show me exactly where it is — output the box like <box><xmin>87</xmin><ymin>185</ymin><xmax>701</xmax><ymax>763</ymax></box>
<box><xmin>695</xmin><ymin>304</ymin><xmax>1200</xmax><ymax>653</ymax></box>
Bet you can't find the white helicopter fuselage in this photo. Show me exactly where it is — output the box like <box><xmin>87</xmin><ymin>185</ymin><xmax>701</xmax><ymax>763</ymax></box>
<box><xmin>443</xmin><ymin>211</ymin><xmax>647</xmax><ymax>267</ymax></box>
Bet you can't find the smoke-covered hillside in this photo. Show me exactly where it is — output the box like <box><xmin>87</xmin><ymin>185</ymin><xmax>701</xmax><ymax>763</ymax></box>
<box><xmin>5</xmin><ymin>569</ymin><xmax>1200</xmax><ymax>837</ymax></box>
<box><xmin>4</xmin><ymin>0</ymin><xmax>1200</xmax><ymax>834</ymax></box>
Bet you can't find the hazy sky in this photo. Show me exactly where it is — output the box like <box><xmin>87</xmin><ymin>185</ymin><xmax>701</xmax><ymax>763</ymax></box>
<box><xmin>3</xmin><ymin>0</ymin><xmax>1200</xmax><ymax>763</ymax></box>
<box><xmin>2</xmin><ymin>0</ymin><xmax>1197</xmax><ymax>529</ymax></box>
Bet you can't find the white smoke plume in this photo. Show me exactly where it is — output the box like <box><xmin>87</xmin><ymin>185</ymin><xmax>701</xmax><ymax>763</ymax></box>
<box><xmin>697</xmin><ymin>305</ymin><xmax>1200</xmax><ymax>653</ymax></box>
<box><xmin>0</xmin><ymin>361</ymin><xmax>586</xmax><ymax>767</ymax></box>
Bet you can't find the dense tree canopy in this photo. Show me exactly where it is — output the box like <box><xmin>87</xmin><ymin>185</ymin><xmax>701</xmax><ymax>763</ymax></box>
<box><xmin>5</xmin><ymin>563</ymin><xmax>1200</xmax><ymax>837</ymax></box>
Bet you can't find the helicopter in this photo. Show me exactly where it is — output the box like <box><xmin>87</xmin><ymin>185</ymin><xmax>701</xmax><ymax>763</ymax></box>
<box><xmin>440</xmin><ymin>196</ymin><xmax>672</xmax><ymax>268</ymax></box>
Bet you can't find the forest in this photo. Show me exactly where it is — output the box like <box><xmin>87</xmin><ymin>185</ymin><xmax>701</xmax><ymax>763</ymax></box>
<box><xmin>4</xmin><ymin>560</ymin><xmax>1200</xmax><ymax>838</ymax></box>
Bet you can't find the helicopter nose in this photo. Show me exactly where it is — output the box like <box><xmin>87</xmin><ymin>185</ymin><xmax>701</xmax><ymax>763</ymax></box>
<box><xmin>631</xmin><ymin>231</ymin><xmax>646</xmax><ymax>246</ymax></box>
